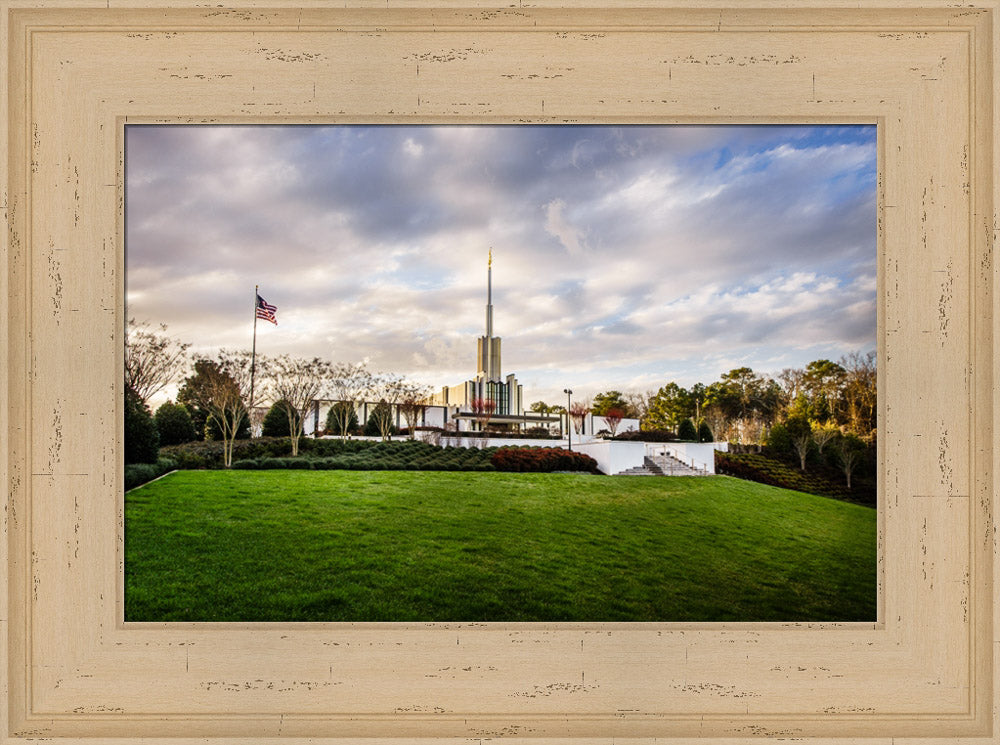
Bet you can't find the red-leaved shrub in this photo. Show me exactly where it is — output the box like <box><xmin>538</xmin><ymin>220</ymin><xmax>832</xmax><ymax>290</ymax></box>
<box><xmin>490</xmin><ymin>446</ymin><xmax>600</xmax><ymax>474</ymax></box>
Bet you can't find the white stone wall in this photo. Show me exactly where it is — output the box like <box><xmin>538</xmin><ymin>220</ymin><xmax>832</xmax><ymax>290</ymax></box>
<box><xmin>299</xmin><ymin>401</ymin><xmax>641</xmax><ymax>444</ymax></box>
<box><xmin>589</xmin><ymin>414</ymin><xmax>639</xmax><ymax>435</ymax></box>
<box><xmin>573</xmin><ymin>440</ymin><xmax>647</xmax><ymax>475</ymax></box>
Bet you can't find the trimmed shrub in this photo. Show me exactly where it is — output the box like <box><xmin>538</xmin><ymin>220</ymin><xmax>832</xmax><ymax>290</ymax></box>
<box><xmin>677</xmin><ymin>418</ymin><xmax>698</xmax><ymax>441</ymax></box>
<box><xmin>697</xmin><ymin>419</ymin><xmax>714</xmax><ymax>443</ymax></box>
<box><xmin>262</xmin><ymin>400</ymin><xmax>299</xmax><ymax>438</ymax></box>
<box><xmin>612</xmin><ymin>429</ymin><xmax>678</xmax><ymax>443</ymax></box>
<box><xmin>154</xmin><ymin>401</ymin><xmax>197</xmax><ymax>445</ymax></box>
<box><xmin>491</xmin><ymin>446</ymin><xmax>600</xmax><ymax>474</ymax></box>
<box><xmin>205</xmin><ymin>410</ymin><xmax>251</xmax><ymax>441</ymax></box>
<box><xmin>161</xmin><ymin>436</ymin><xmax>298</xmax><ymax>469</ymax></box>
<box><xmin>125</xmin><ymin>384</ymin><xmax>159</xmax><ymax>464</ymax></box>
<box><xmin>325</xmin><ymin>401</ymin><xmax>359</xmax><ymax>436</ymax></box>
<box><xmin>715</xmin><ymin>450</ymin><xmax>875</xmax><ymax>506</ymax></box>
<box><xmin>124</xmin><ymin>457</ymin><xmax>177</xmax><ymax>490</ymax></box>
<box><xmin>364</xmin><ymin>402</ymin><xmax>398</xmax><ymax>438</ymax></box>
<box><xmin>765</xmin><ymin>422</ymin><xmax>792</xmax><ymax>456</ymax></box>
<box><xmin>160</xmin><ymin>438</ymin><xmax>502</xmax><ymax>472</ymax></box>
<box><xmin>124</xmin><ymin>463</ymin><xmax>156</xmax><ymax>490</ymax></box>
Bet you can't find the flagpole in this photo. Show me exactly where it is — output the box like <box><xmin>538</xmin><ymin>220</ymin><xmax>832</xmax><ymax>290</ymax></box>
<box><xmin>250</xmin><ymin>284</ymin><xmax>258</xmax><ymax>417</ymax></box>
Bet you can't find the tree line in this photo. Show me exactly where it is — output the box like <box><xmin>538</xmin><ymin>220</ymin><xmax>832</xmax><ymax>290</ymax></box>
<box><xmin>126</xmin><ymin>319</ymin><xmax>876</xmax><ymax>478</ymax></box>
<box><xmin>531</xmin><ymin>353</ymin><xmax>875</xmax><ymax>441</ymax></box>
<box><xmin>125</xmin><ymin>320</ymin><xmax>430</xmax><ymax>467</ymax></box>
<box><xmin>529</xmin><ymin>352</ymin><xmax>876</xmax><ymax>479</ymax></box>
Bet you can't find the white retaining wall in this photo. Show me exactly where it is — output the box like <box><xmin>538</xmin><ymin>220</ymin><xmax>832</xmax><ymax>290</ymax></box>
<box><xmin>315</xmin><ymin>431</ymin><xmax>727</xmax><ymax>476</ymax></box>
<box><xmin>437</xmin><ymin>436</ymin><xmax>565</xmax><ymax>449</ymax></box>
<box><xmin>573</xmin><ymin>440</ymin><xmax>647</xmax><ymax>476</ymax></box>
<box><xmin>435</xmin><ymin>435</ymin><xmax>654</xmax><ymax>476</ymax></box>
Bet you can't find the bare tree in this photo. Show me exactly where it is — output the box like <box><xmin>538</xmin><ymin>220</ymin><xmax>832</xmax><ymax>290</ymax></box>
<box><xmin>248</xmin><ymin>405</ymin><xmax>268</xmax><ymax>439</ymax></box>
<box><xmin>470</xmin><ymin>396</ymin><xmax>496</xmax><ymax>433</ymax></box>
<box><xmin>125</xmin><ymin>319</ymin><xmax>191</xmax><ymax>403</ymax></box>
<box><xmin>623</xmin><ymin>390</ymin><xmax>654</xmax><ymax>428</ymax></box>
<box><xmin>835</xmin><ymin>433</ymin><xmax>866</xmax><ymax>489</ymax></box>
<box><xmin>327</xmin><ymin>361</ymin><xmax>373</xmax><ymax>440</ymax></box>
<box><xmin>786</xmin><ymin>415</ymin><xmax>812</xmax><ymax>472</ymax></box>
<box><xmin>810</xmin><ymin>421</ymin><xmax>840</xmax><ymax>457</ymax></box>
<box><xmin>369</xmin><ymin>372</ymin><xmax>408</xmax><ymax>441</ymax></box>
<box><xmin>569</xmin><ymin>401</ymin><xmax>590</xmax><ymax>435</ymax></box>
<box><xmin>185</xmin><ymin>350</ymin><xmax>261</xmax><ymax>468</ymax></box>
<box><xmin>266</xmin><ymin>355</ymin><xmax>332</xmax><ymax>456</ymax></box>
<box><xmin>602</xmin><ymin>407</ymin><xmax>624</xmax><ymax>437</ymax></box>
<box><xmin>702</xmin><ymin>404</ymin><xmax>731</xmax><ymax>444</ymax></box>
<box><xmin>777</xmin><ymin>367</ymin><xmax>806</xmax><ymax>402</ymax></box>
<box><xmin>840</xmin><ymin>350</ymin><xmax>877</xmax><ymax>438</ymax></box>
<box><xmin>744</xmin><ymin>413</ymin><xmax>769</xmax><ymax>450</ymax></box>
<box><xmin>398</xmin><ymin>382</ymin><xmax>431</xmax><ymax>439</ymax></box>
<box><xmin>418</xmin><ymin>427</ymin><xmax>443</xmax><ymax>446</ymax></box>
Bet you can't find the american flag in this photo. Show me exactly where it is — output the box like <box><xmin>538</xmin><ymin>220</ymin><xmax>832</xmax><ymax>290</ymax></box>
<box><xmin>255</xmin><ymin>294</ymin><xmax>277</xmax><ymax>325</ymax></box>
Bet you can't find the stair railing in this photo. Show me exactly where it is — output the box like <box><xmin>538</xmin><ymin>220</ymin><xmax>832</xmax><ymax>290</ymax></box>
<box><xmin>656</xmin><ymin>446</ymin><xmax>710</xmax><ymax>475</ymax></box>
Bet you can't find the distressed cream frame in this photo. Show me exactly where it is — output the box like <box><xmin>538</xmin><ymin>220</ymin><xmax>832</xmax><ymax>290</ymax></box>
<box><xmin>1</xmin><ymin>2</ymin><xmax>998</xmax><ymax>743</ymax></box>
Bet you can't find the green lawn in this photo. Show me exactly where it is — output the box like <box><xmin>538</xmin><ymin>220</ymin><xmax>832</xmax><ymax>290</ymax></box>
<box><xmin>124</xmin><ymin>470</ymin><xmax>876</xmax><ymax>622</ymax></box>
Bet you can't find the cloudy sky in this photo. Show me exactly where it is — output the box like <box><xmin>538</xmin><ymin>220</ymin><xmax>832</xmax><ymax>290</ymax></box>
<box><xmin>126</xmin><ymin>124</ymin><xmax>876</xmax><ymax>406</ymax></box>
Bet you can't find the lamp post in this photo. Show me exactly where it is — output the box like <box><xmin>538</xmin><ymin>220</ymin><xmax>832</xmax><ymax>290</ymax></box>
<box><xmin>563</xmin><ymin>388</ymin><xmax>573</xmax><ymax>451</ymax></box>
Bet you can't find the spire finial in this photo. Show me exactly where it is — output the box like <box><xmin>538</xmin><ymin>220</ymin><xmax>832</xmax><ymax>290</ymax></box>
<box><xmin>488</xmin><ymin>247</ymin><xmax>492</xmax><ymax>267</ymax></box>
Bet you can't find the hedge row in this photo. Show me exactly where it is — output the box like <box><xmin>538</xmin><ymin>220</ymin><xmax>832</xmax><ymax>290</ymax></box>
<box><xmin>159</xmin><ymin>438</ymin><xmax>606</xmax><ymax>475</ymax></box>
<box><xmin>159</xmin><ymin>437</ymin><xmax>494</xmax><ymax>470</ymax></box>
<box><xmin>232</xmin><ymin>456</ymin><xmax>496</xmax><ymax>472</ymax></box>
<box><xmin>715</xmin><ymin>451</ymin><xmax>875</xmax><ymax>506</ymax></box>
<box><xmin>490</xmin><ymin>446</ymin><xmax>601</xmax><ymax>474</ymax></box>
<box><xmin>612</xmin><ymin>429</ymin><xmax>679</xmax><ymax>443</ymax></box>
<box><xmin>124</xmin><ymin>458</ymin><xmax>178</xmax><ymax>491</ymax></box>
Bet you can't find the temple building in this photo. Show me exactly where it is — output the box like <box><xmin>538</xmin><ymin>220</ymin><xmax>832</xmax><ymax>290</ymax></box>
<box><xmin>431</xmin><ymin>251</ymin><xmax>524</xmax><ymax>421</ymax></box>
<box><xmin>303</xmin><ymin>251</ymin><xmax>605</xmax><ymax>437</ymax></box>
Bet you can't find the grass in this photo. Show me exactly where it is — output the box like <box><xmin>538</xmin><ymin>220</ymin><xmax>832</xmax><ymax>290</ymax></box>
<box><xmin>124</xmin><ymin>470</ymin><xmax>877</xmax><ymax>623</ymax></box>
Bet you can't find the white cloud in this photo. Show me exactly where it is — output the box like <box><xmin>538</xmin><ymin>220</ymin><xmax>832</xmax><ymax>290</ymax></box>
<box><xmin>126</xmin><ymin>124</ymin><xmax>876</xmax><ymax>406</ymax></box>
<box><xmin>543</xmin><ymin>198</ymin><xmax>587</xmax><ymax>256</ymax></box>
<box><xmin>402</xmin><ymin>137</ymin><xmax>424</xmax><ymax>158</ymax></box>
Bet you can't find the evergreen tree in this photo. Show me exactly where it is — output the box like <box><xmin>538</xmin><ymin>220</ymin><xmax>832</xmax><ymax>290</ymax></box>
<box><xmin>125</xmin><ymin>384</ymin><xmax>159</xmax><ymax>464</ymax></box>
<box><xmin>766</xmin><ymin>421</ymin><xmax>792</xmax><ymax>456</ymax></box>
<box><xmin>153</xmin><ymin>400</ymin><xmax>196</xmax><ymax>445</ymax></box>
<box><xmin>325</xmin><ymin>401</ymin><xmax>359</xmax><ymax>436</ymax></box>
<box><xmin>835</xmin><ymin>432</ymin><xmax>867</xmax><ymax>489</ymax></box>
<box><xmin>365</xmin><ymin>401</ymin><xmax>397</xmax><ymax>438</ymax></box>
<box><xmin>206</xmin><ymin>410</ymin><xmax>251</xmax><ymax>441</ymax></box>
<box><xmin>785</xmin><ymin>415</ymin><xmax>813</xmax><ymax>471</ymax></box>
<box><xmin>677</xmin><ymin>418</ymin><xmax>698</xmax><ymax>441</ymax></box>
<box><xmin>645</xmin><ymin>382</ymin><xmax>692</xmax><ymax>430</ymax></box>
<box><xmin>696</xmin><ymin>419</ymin><xmax>714</xmax><ymax>443</ymax></box>
<box><xmin>180</xmin><ymin>360</ymin><xmax>251</xmax><ymax>441</ymax></box>
<box><xmin>591</xmin><ymin>390</ymin><xmax>633</xmax><ymax>417</ymax></box>
<box><xmin>262</xmin><ymin>399</ymin><xmax>298</xmax><ymax>438</ymax></box>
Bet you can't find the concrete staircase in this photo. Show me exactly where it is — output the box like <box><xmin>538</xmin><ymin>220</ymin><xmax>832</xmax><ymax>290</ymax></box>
<box><xmin>616</xmin><ymin>454</ymin><xmax>710</xmax><ymax>477</ymax></box>
<box><xmin>616</xmin><ymin>457</ymin><xmax>661</xmax><ymax>476</ymax></box>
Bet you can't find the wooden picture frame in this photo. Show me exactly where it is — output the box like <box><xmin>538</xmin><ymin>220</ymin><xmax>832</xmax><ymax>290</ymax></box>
<box><xmin>1</xmin><ymin>1</ymin><xmax>997</xmax><ymax>742</ymax></box>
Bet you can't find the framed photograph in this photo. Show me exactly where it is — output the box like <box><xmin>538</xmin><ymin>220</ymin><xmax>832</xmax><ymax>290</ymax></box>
<box><xmin>122</xmin><ymin>120</ymin><xmax>880</xmax><ymax>626</ymax></box>
<box><xmin>2</xmin><ymin>1</ymin><xmax>996</xmax><ymax>742</ymax></box>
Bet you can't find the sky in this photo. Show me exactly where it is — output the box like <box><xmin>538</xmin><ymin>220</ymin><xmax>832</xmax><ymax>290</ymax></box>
<box><xmin>125</xmin><ymin>124</ymin><xmax>876</xmax><ymax>407</ymax></box>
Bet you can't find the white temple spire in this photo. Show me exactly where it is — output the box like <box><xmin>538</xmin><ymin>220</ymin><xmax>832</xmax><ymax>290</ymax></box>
<box><xmin>486</xmin><ymin>248</ymin><xmax>493</xmax><ymax>340</ymax></box>
<box><xmin>477</xmin><ymin>249</ymin><xmax>502</xmax><ymax>382</ymax></box>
